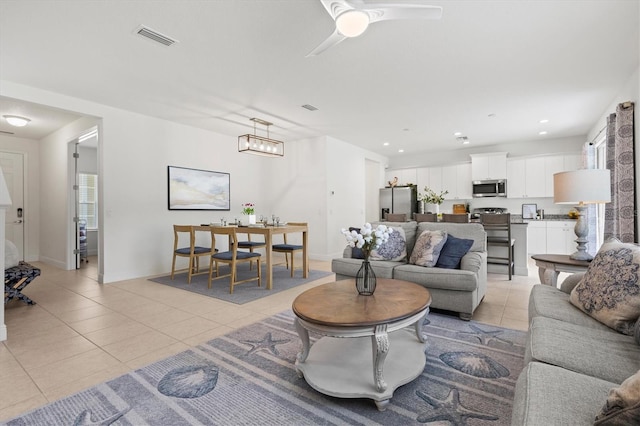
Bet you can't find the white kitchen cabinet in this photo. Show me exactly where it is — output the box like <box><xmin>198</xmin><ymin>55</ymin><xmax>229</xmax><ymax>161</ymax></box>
<box><xmin>527</xmin><ymin>221</ymin><xmax>547</xmax><ymax>255</ymax></box>
<box><xmin>546</xmin><ymin>221</ymin><xmax>576</xmax><ymax>255</ymax></box>
<box><xmin>544</xmin><ymin>154</ymin><xmax>582</xmax><ymax>197</ymax></box>
<box><xmin>428</xmin><ymin>167</ymin><xmax>444</xmax><ymax>194</ymax></box>
<box><xmin>441</xmin><ymin>163</ymin><xmax>472</xmax><ymax>200</ymax></box>
<box><xmin>507</xmin><ymin>157</ymin><xmax>546</xmax><ymax>198</ymax></box>
<box><xmin>384</xmin><ymin>168</ymin><xmax>416</xmax><ymax>187</ymax></box>
<box><xmin>470</xmin><ymin>153</ymin><xmax>507</xmax><ymax>181</ymax></box>
<box><xmin>416</xmin><ymin>167</ymin><xmax>430</xmax><ymax>192</ymax></box>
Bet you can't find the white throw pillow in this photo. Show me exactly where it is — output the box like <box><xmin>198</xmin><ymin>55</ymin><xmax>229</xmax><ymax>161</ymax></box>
<box><xmin>5</xmin><ymin>239</ymin><xmax>19</xmax><ymax>268</ymax></box>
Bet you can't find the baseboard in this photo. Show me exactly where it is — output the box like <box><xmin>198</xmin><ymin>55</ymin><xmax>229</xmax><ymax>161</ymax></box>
<box><xmin>38</xmin><ymin>255</ymin><xmax>67</xmax><ymax>270</ymax></box>
<box><xmin>0</xmin><ymin>324</ymin><xmax>7</xmax><ymax>342</ymax></box>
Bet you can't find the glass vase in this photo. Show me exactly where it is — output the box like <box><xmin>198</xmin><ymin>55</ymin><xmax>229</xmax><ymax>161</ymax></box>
<box><xmin>355</xmin><ymin>259</ymin><xmax>376</xmax><ymax>296</ymax></box>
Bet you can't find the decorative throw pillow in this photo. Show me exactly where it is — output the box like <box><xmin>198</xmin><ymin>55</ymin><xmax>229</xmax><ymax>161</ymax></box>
<box><xmin>348</xmin><ymin>227</ymin><xmax>366</xmax><ymax>259</ymax></box>
<box><xmin>569</xmin><ymin>238</ymin><xmax>640</xmax><ymax>335</ymax></box>
<box><xmin>595</xmin><ymin>369</ymin><xmax>640</xmax><ymax>425</ymax></box>
<box><xmin>409</xmin><ymin>230</ymin><xmax>448</xmax><ymax>267</ymax></box>
<box><xmin>370</xmin><ymin>227</ymin><xmax>407</xmax><ymax>261</ymax></box>
<box><xmin>435</xmin><ymin>235</ymin><xmax>474</xmax><ymax>269</ymax></box>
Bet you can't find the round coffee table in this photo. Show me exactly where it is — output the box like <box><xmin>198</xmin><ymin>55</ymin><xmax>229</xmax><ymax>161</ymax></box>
<box><xmin>292</xmin><ymin>279</ymin><xmax>432</xmax><ymax>411</ymax></box>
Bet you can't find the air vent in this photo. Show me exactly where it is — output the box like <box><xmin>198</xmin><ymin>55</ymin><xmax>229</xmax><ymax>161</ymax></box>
<box><xmin>0</xmin><ymin>130</ymin><xmax>15</xmax><ymax>135</ymax></box>
<box><xmin>301</xmin><ymin>104</ymin><xmax>318</xmax><ymax>111</ymax></box>
<box><xmin>456</xmin><ymin>136</ymin><xmax>470</xmax><ymax>144</ymax></box>
<box><xmin>135</xmin><ymin>25</ymin><xmax>178</xmax><ymax>47</ymax></box>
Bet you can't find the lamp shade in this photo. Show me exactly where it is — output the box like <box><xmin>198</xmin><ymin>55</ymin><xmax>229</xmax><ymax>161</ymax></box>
<box><xmin>553</xmin><ymin>169</ymin><xmax>611</xmax><ymax>204</ymax></box>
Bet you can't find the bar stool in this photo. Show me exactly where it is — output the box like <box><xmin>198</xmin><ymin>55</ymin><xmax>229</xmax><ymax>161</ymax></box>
<box><xmin>481</xmin><ymin>213</ymin><xmax>515</xmax><ymax>280</ymax></box>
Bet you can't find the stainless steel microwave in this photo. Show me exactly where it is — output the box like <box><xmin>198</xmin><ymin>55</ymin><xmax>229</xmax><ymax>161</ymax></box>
<box><xmin>472</xmin><ymin>179</ymin><xmax>507</xmax><ymax>198</ymax></box>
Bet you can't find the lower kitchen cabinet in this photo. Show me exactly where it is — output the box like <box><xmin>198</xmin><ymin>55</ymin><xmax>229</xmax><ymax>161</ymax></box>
<box><xmin>526</xmin><ymin>220</ymin><xmax>576</xmax><ymax>255</ymax></box>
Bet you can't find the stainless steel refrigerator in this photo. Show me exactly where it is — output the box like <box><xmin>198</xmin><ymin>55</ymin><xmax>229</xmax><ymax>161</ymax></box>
<box><xmin>379</xmin><ymin>186</ymin><xmax>417</xmax><ymax>220</ymax></box>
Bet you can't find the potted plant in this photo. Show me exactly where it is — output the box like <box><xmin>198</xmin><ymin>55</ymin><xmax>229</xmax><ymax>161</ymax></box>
<box><xmin>420</xmin><ymin>186</ymin><xmax>448</xmax><ymax>215</ymax></box>
<box><xmin>241</xmin><ymin>203</ymin><xmax>256</xmax><ymax>224</ymax></box>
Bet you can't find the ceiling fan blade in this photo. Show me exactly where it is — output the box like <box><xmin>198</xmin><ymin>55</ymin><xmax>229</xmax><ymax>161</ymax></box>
<box><xmin>368</xmin><ymin>4</ymin><xmax>443</xmax><ymax>23</ymax></box>
<box><xmin>320</xmin><ymin>0</ymin><xmax>355</xmax><ymax>19</ymax></box>
<box><xmin>306</xmin><ymin>29</ymin><xmax>347</xmax><ymax>57</ymax></box>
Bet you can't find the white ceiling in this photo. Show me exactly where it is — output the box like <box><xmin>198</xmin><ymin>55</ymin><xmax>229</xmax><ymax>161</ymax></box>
<box><xmin>0</xmin><ymin>0</ymin><xmax>638</xmax><ymax>158</ymax></box>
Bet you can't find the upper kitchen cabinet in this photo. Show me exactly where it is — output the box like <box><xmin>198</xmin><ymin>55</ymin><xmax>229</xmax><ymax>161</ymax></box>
<box><xmin>507</xmin><ymin>153</ymin><xmax>581</xmax><ymax>198</ymax></box>
<box><xmin>470</xmin><ymin>153</ymin><xmax>508</xmax><ymax>181</ymax></box>
<box><xmin>442</xmin><ymin>163</ymin><xmax>472</xmax><ymax>200</ymax></box>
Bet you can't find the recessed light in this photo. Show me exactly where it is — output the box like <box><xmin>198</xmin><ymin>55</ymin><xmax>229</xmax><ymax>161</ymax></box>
<box><xmin>453</xmin><ymin>132</ymin><xmax>462</xmax><ymax>136</ymax></box>
<box><xmin>539</xmin><ymin>131</ymin><xmax>548</xmax><ymax>135</ymax></box>
<box><xmin>398</xmin><ymin>149</ymin><xmax>404</xmax><ymax>153</ymax></box>
<box><xmin>488</xmin><ymin>113</ymin><xmax>496</xmax><ymax>118</ymax></box>
<box><xmin>383</xmin><ymin>142</ymin><xmax>390</xmax><ymax>146</ymax></box>
<box><xmin>3</xmin><ymin>115</ymin><xmax>30</xmax><ymax>127</ymax></box>
<box><xmin>539</xmin><ymin>119</ymin><xmax>549</xmax><ymax>124</ymax></box>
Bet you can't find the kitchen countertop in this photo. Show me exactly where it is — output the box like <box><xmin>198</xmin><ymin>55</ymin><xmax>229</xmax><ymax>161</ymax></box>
<box><xmin>471</xmin><ymin>215</ymin><xmax>578</xmax><ymax>225</ymax></box>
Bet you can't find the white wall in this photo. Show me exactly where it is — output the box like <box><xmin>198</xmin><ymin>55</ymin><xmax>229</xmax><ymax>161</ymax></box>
<box><xmin>0</xmin><ymin>80</ymin><xmax>389</xmax><ymax>282</ymax></box>
<box><xmin>0</xmin><ymin>135</ymin><xmax>40</xmax><ymax>262</ymax></box>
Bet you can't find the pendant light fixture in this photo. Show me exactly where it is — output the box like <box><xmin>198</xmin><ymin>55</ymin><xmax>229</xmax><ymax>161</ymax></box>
<box><xmin>238</xmin><ymin>118</ymin><xmax>284</xmax><ymax>157</ymax></box>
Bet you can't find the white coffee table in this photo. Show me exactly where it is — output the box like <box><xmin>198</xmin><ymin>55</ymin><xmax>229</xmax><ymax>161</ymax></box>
<box><xmin>292</xmin><ymin>279</ymin><xmax>432</xmax><ymax>411</ymax></box>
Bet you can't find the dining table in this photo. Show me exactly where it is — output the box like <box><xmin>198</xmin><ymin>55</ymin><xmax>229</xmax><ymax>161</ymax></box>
<box><xmin>205</xmin><ymin>223</ymin><xmax>309</xmax><ymax>290</ymax></box>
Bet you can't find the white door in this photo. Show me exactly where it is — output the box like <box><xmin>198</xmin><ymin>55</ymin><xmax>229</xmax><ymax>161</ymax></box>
<box><xmin>0</xmin><ymin>152</ymin><xmax>24</xmax><ymax>260</ymax></box>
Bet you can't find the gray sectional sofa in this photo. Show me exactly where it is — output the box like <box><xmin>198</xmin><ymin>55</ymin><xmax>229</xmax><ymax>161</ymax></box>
<box><xmin>331</xmin><ymin>221</ymin><xmax>488</xmax><ymax>320</ymax></box>
<box><xmin>512</xmin><ymin>274</ymin><xmax>640</xmax><ymax>425</ymax></box>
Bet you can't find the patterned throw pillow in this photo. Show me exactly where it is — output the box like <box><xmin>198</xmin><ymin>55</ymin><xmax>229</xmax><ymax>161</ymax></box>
<box><xmin>595</xmin><ymin>369</ymin><xmax>640</xmax><ymax>425</ymax></box>
<box><xmin>569</xmin><ymin>238</ymin><xmax>640</xmax><ymax>335</ymax></box>
<box><xmin>370</xmin><ymin>227</ymin><xmax>407</xmax><ymax>261</ymax></box>
<box><xmin>409</xmin><ymin>230</ymin><xmax>448</xmax><ymax>267</ymax></box>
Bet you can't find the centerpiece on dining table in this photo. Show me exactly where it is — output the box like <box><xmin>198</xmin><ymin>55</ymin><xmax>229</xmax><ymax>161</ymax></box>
<box><xmin>241</xmin><ymin>203</ymin><xmax>256</xmax><ymax>225</ymax></box>
<box><xmin>341</xmin><ymin>223</ymin><xmax>393</xmax><ymax>295</ymax></box>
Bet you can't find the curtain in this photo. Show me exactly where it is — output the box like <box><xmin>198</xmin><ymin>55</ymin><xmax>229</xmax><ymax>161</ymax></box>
<box><xmin>604</xmin><ymin>102</ymin><xmax>636</xmax><ymax>243</ymax></box>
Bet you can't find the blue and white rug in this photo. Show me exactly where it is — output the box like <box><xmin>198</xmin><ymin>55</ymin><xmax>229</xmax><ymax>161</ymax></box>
<box><xmin>4</xmin><ymin>311</ymin><xmax>526</xmax><ymax>425</ymax></box>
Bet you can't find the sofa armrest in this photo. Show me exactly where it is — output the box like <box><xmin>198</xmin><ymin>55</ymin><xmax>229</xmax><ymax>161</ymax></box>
<box><xmin>559</xmin><ymin>272</ymin><xmax>585</xmax><ymax>294</ymax></box>
<box><xmin>460</xmin><ymin>251</ymin><xmax>484</xmax><ymax>274</ymax></box>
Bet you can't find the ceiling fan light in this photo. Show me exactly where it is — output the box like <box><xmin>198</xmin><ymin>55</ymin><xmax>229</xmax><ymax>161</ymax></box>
<box><xmin>336</xmin><ymin>10</ymin><xmax>369</xmax><ymax>37</ymax></box>
<box><xmin>3</xmin><ymin>115</ymin><xmax>31</xmax><ymax>127</ymax></box>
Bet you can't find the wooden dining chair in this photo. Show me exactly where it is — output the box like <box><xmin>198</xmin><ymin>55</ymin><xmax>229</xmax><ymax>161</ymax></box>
<box><xmin>237</xmin><ymin>232</ymin><xmax>266</xmax><ymax>270</ymax></box>
<box><xmin>414</xmin><ymin>213</ymin><xmax>437</xmax><ymax>223</ymax></box>
<box><xmin>272</xmin><ymin>222</ymin><xmax>308</xmax><ymax>278</ymax></box>
<box><xmin>209</xmin><ymin>226</ymin><xmax>261</xmax><ymax>293</ymax></box>
<box><xmin>385</xmin><ymin>213</ymin><xmax>407</xmax><ymax>222</ymax></box>
<box><xmin>171</xmin><ymin>225</ymin><xmax>213</xmax><ymax>284</ymax></box>
<box><xmin>441</xmin><ymin>213</ymin><xmax>470</xmax><ymax>223</ymax></box>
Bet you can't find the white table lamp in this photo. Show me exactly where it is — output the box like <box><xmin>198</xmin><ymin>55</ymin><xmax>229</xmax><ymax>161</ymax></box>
<box><xmin>554</xmin><ymin>169</ymin><xmax>611</xmax><ymax>261</ymax></box>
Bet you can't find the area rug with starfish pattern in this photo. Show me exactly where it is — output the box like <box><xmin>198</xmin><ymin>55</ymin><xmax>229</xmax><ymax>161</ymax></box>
<box><xmin>5</xmin><ymin>310</ymin><xmax>526</xmax><ymax>425</ymax></box>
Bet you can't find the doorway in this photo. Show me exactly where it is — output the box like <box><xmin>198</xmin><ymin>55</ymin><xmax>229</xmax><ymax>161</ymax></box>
<box><xmin>0</xmin><ymin>152</ymin><xmax>24</xmax><ymax>260</ymax></box>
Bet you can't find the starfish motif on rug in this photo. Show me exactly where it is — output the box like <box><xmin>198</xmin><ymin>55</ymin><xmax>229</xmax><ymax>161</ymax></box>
<box><xmin>416</xmin><ymin>388</ymin><xmax>499</xmax><ymax>425</ymax></box>
<box><xmin>73</xmin><ymin>408</ymin><xmax>130</xmax><ymax>426</ymax></box>
<box><xmin>457</xmin><ymin>324</ymin><xmax>514</xmax><ymax>346</ymax></box>
<box><xmin>240</xmin><ymin>332</ymin><xmax>290</xmax><ymax>356</ymax></box>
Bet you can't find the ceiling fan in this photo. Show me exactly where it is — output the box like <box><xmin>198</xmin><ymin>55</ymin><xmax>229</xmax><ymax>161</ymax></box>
<box><xmin>306</xmin><ymin>0</ymin><xmax>443</xmax><ymax>57</ymax></box>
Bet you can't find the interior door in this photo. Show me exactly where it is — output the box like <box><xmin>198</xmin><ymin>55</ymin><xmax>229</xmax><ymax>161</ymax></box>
<box><xmin>0</xmin><ymin>152</ymin><xmax>25</xmax><ymax>260</ymax></box>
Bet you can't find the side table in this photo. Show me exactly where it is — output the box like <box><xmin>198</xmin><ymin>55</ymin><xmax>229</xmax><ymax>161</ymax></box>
<box><xmin>531</xmin><ymin>254</ymin><xmax>591</xmax><ymax>287</ymax></box>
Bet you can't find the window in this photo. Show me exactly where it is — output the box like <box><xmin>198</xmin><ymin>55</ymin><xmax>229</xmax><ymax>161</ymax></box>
<box><xmin>79</xmin><ymin>173</ymin><xmax>98</xmax><ymax>229</ymax></box>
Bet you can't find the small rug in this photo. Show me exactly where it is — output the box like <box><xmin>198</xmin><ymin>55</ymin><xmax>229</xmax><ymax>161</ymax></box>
<box><xmin>5</xmin><ymin>311</ymin><xmax>527</xmax><ymax>425</ymax></box>
<box><xmin>148</xmin><ymin>264</ymin><xmax>333</xmax><ymax>304</ymax></box>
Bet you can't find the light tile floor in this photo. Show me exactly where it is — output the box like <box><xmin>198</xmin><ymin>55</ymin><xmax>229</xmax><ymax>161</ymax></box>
<box><xmin>1</xmin><ymin>256</ymin><xmax>554</xmax><ymax>421</ymax></box>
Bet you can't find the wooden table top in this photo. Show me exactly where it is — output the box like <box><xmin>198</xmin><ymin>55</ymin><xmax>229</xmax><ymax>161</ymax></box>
<box><xmin>292</xmin><ymin>279</ymin><xmax>431</xmax><ymax>327</ymax></box>
<box><xmin>531</xmin><ymin>253</ymin><xmax>592</xmax><ymax>267</ymax></box>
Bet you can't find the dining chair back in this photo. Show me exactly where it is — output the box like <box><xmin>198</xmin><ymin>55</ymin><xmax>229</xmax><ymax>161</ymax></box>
<box><xmin>209</xmin><ymin>226</ymin><xmax>261</xmax><ymax>293</ymax></box>
<box><xmin>481</xmin><ymin>213</ymin><xmax>515</xmax><ymax>280</ymax></box>
<box><xmin>385</xmin><ymin>213</ymin><xmax>407</xmax><ymax>222</ymax></box>
<box><xmin>441</xmin><ymin>213</ymin><xmax>470</xmax><ymax>223</ymax></box>
<box><xmin>414</xmin><ymin>213</ymin><xmax>437</xmax><ymax>223</ymax></box>
<box><xmin>272</xmin><ymin>222</ymin><xmax>307</xmax><ymax>278</ymax></box>
<box><xmin>171</xmin><ymin>225</ymin><xmax>213</xmax><ymax>284</ymax></box>
<box><xmin>237</xmin><ymin>231</ymin><xmax>266</xmax><ymax>270</ymax></box>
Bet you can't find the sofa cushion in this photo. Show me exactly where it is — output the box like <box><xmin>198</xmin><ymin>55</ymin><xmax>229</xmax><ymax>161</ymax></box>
<box><xmin>331</xmin><ymin>257</ymin><xmax>398</xmax><ymax>279</ymax></box>
<box><xmin>512</xmin><ymin>362</ymin><xmax>616</xmax><ymax>426</ymax></box>
<box><xmin>435</xmin><ymin>235</ymin><xmax>474</xmax><ymax>269</ymax></box>
<box><xmin>526</xmin><ymin>316</ymin><xmax>640</xmax><ymax>384</ymax></box>
<box><xmin>409</xmin><ymin>229</ymin><xmax>447</xmax><ymax>267</ymax></box>
<box><xmin>528</xmin><ymin>284</ymin><xmax>612</xmax><ymax>331</ymax></box>
<box><xmin>370</xmin><ymin>227</ymin><xmax>407</xmax><ymax>261</ymax></box>
<box><xmin>393</xmin><ymin>263</ymin><xmax>478</xmax><ymax>292</ymax></box>
<box><xmin>373</xmin><ymin>221</ymin><xmax>418</xmax><ymax>256</ymax></box>
<box><xmin>569</xmin><ymin>238</ymin><xmax>640</xmax><ymax>335</ymax></box>
<box><xmin>596</xmin><ymin>369</ymin><xmax>640</xmax><ymax>425</ymax></box>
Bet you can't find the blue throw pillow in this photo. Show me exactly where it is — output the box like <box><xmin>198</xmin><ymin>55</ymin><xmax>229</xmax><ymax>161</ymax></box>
<box><xmin>436</xmin><ymin>235</ymin><xmax>474</xmax><ymax>269</ymax></box>
<box><xmin>348</xmin><ymin>227</ymin><xmax>366</xmax><ymax>259</ymax></box>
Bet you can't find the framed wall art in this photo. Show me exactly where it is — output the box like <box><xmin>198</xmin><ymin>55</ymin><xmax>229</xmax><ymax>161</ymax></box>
<box><xmin>167</xmin><ymin>166</ymin><xmax>230</xmax><ymax>210</ymax></box>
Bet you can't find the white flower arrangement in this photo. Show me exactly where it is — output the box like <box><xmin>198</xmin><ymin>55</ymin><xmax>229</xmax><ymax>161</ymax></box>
<box><xmin>341</xmin><ymin>223</ymin><xmax>393</xmax><ymax>258</ymax></box>
<box><xmin>419</xmin><ymin>186</ymin><xmax>448</xmax><ymax>205</ymax></box>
